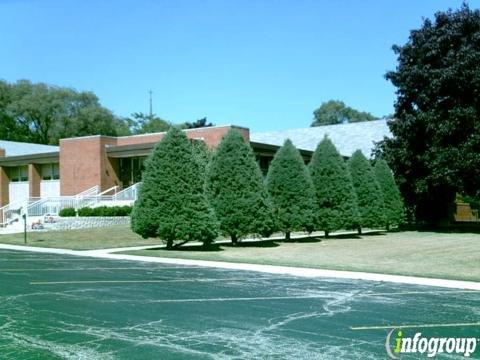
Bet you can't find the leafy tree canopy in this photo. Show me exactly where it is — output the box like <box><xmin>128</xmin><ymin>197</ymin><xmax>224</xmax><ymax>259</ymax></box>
<box><xmin>378</xmin><ymin>4</ymin><xmax>480</xmax><ymax>225</ymax></box>
<box><xmin>0</xmin><ymin>79</ymin><xmax>124</xmax><ymax>144</ymax></box>
<box><xmin>311</xmin><ymin>100</ymin><xmax>378</xmax><ymax>126</ymax></box>
<box><xmin>126</xmin><ymin>112</ymin><xmax>171</xmax><ymax>134</ymax></box>
<box><xmin>182</xmin><ymin>117</ymin><xmax>214</xmax><ymax>129</ymax></box>
<box><xmin>266</xmin><ymin>139</ymin><xmax>316</xmax><ymax>239</ymax></box>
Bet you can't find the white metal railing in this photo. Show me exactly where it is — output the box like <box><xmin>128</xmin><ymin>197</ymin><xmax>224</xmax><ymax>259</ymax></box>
<box><xmin>2</xmin><ymin>184</ymin><xmax>139</xmax><ymax>223</ymax></box>
<box><xmin>1</xmin><ymin>201</ymin><xmax>23</xmax><ymax>226</ymax></box>
<box><xmin>114</xmin><ymin>182</ymin><xmax>140</xmax><ymax>201</ymax></box>
<box><xmin>24</xmin><ymin>183</ymin><xmax>139</xmax><ymax>218</ymax></box>
<box><xmin>76</xmin><ymin>185</ymin><xmax>100</xmax><ymax>198</ymax></box>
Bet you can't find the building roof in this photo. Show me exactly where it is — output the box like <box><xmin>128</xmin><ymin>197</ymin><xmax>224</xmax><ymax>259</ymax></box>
<box><xmin>250</xmin><ymin>119</ymin><xmax>392</xmax><ymax>157</ymax></box>
<box><xmin>0</xmin><ymin>140</ymin><xmax>59</xmax><ymax>157</ymax></box>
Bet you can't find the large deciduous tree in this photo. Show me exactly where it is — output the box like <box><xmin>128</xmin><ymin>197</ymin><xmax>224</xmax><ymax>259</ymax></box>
<box><xmin>0</xmin><ymin>80</ymin><xmax>124</xmax><ymax>144</ymax></box>
<box><xmin>378</xmin><ymin>5</ymin><xmax>480</xmax><ymax>225</ymax></box>
<box><xmin>266</xmin><ymin>139</ymin><xmax>316</xmax><ymax>240</ymax></box>
<box><xmin>311</xmin><ymin>100</ymin><xmax>378</xmax><ymax>126</ymax></box>
<box><xmin>131</xmin><ymin>127</ymin><xmax>218</xmax><ymax>249</ymax></box>
<box><xmin>348</xmin><ymin>150</ymin><xmax>385</xmax><ymax>233</ymax></box>
<box><xmin>309</xmin><ymin>137</ymin><xmax>359</xmax><ymax>236</ymax></box>
<box><xmin>206</xmin><ymin>129</ymin><xmax>274</xmax><ymax>244</ymax></box>
<box><xmin>374</xmin><ymin>159</ymin><xmax>404</xmax><ymax>230</ymax></box>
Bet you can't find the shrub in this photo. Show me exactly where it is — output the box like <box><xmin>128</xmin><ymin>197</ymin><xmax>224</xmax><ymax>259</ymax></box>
<box><xmin>59</xmin><ymin>207</ymin><xmax>76</xmax><ymax>217</ymax></box>
<box><xmin>76</xmin><ymin>206</ymin><xmax>132</xmax><ymax>217</ymax></box>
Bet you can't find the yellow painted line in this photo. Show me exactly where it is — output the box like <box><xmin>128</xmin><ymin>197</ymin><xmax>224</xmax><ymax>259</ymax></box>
<box><xmin>350</xmin><ymin>322</ymin><xmax>480</xmax><ymax>331</ymax></box>
<box><xmin>30</xmin><ymin>277</ymin><xmax>246</xmax><ymax>285</ymax></box>
<box><xmin>359</xmin><ymin>290</ymin><xmax>480</xmax><ymax>297</ymax></box>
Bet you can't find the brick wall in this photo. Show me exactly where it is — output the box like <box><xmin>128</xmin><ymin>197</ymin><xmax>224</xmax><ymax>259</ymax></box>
<box><xmin>28</xmin><ymin>164</ymin><xmax>41</xmax><ymax>198</ymax></box>
<box><xmin>60</xmin><ymin>136</ymin><xmax>119</xmax><ymax>195</ymax></box>
<box><xmin>59</xmin><ymin>125</ymin><xmax>250</xmax><ymax>196</ymax></box>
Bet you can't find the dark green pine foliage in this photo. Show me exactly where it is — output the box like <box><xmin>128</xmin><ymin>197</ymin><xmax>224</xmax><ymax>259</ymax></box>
<box><xmin>131</xmin><ymin>127</ymin><xmax>218</xmax><ymax>249</ymax></box>
<box><xmin>191</xmin><ymin>140</ymin><xmax>211</xmax><ymax>184</ymax></box>
<box><xmin>266</xmin><ymin>139</ymin><xmax>316</xmax><ymax>240</ymax></box>
<box><xmin>309</xmin><ymin>137</ymin><xmax>359</xmax><ymax>236</ymax></box>
<box><xmin>206</xmin><ymin>129</ymin><xmax>274</xmax><ymax>244</ymax></box>
<box><xmin>348</xmin><ymin>150</ymin><xmax>385</xmax><ymax>233</ymax></box>
<box><xmin>374</xmin><ymin>159</ymin><xmax>404</xmax><ymax>230</ymax></box>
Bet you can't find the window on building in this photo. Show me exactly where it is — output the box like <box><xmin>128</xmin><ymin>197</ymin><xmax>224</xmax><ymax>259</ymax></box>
<box><xmin>41</xmin><ymin>163</ymin><xmax>60</xmax><ymax>180</ymax></box>
<box><xmin>8</xmin><ymin>166</ymin><xmax>28</xmax><ymax>182</ymax></box>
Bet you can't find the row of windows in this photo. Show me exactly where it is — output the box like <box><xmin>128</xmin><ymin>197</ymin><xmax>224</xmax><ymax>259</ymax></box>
<box><xmin>8</xmin><ymin>164</ymin><xmax>60</xmax><ymax>182</ymax></box>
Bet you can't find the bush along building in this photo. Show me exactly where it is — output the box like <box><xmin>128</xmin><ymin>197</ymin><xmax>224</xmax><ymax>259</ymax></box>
<box><xmin>0</xmin><ymin>119</ymin><xmax>410</xmax><ymax>231</ymax></box>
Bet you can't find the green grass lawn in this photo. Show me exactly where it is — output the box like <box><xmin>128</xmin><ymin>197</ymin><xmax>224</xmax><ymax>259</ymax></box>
<box><xmin>123</xmin><ymin>231</ymin><xmax>480</xmax><ymax>282</ymax></box>
<box><xmin>0</xmin><ymin>225</ymin><xmax>162</xmax><ymax>250</ymax></box>
<box><xmin>1</xmin><ymin>226</ymin><xmax>479</xmax><ymax>282</ymax></box>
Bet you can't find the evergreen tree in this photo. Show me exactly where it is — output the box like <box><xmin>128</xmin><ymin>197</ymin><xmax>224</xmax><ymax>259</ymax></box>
<box><xmin>348</xmin><ymin>150</ymin><xmax>385</xmax><ymax>233</ymax></box>
<box><xmin>131</xmin><ymin>127</ymin><xmax>218</xmax><ymax>249</ymax></box>
<box><xmin>309</xmin><ymin>136</ymin><xmax>359</xmax><ymax>237</ymax></box>
<box><xmin>191</xmin><ymin>140</ymin><xmax>211</xmax><ymax>181</ymax></box>
<box><xmin>206</xmin><ymin>129</ymin><xmax>274</xmax><ymax>244</ymax></box>
<box><xmin>374</xmin><ymin>159</ymin><xmax>404</xmax><ymax>230</ymax></box>
<box><xmin>266</xmin><ymin>139</ymin><xmax>316</xmax><ymax>240</ymax></box>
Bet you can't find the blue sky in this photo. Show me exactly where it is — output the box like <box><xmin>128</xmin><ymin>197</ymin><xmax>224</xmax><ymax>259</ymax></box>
<box><xmin>0</xmin><ymin>0</ymin><xmax>476</xmax><ymax>131</ymax></box>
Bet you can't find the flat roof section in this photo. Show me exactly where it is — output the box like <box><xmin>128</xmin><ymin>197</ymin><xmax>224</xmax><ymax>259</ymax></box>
<box><xmin>0</xmin><ymin>140</ymin><xmax>59</xmax><ymax>157</ymax></box>
<box><xmin>0</xmin><ymin>151</ymin><xmax>59</xmax><ymax>167</ymax></box>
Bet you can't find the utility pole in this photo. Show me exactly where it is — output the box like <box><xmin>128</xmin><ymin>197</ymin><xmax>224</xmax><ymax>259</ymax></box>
<box><xmin>149</xmin><ymin>90</ymin><xmax>153</xmax><ymax>119</ymax></box>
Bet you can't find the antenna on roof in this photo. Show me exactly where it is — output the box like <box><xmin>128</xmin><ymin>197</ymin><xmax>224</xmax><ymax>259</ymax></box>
<box><xmin>149</xmin><ymin>90</ymin><xmax>153</xmax><ymax>119</ymax></box>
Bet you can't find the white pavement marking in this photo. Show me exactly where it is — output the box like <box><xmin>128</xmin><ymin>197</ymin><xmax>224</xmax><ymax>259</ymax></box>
<box><xmin>359</xmin><ymin>289</ymin><xmax>480</xmax><ymax>297</ymax></box>
<box><xmin>1</xmin><ymin>243</ymin><xmax>480</xmax><ymax>291</ymax></box>
<box><xmin>30</xmin><ymin>278</ymin><xmax>246</xmax><ymax>285</ymax></box>
<box><xmin>351</xmin><ymin>322</ymin><xmax>480</xmax><ymax>331</ymax></box>
<box><xmin>146</xmin><ymin>295</ymin><xmax>328</xmax><ymax>303</ymax></box>
<box><xmin>0</xmin><ymin>267</ymin><xmax>206</xmax><ymax>271</ymax></box>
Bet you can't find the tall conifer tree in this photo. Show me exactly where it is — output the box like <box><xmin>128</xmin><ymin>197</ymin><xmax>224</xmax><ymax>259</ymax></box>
<box><xmin>131</xmin><ymin>127</ymin><xmax>218</xmax><ymax>249</ymax></box>
<box><xmin>374</xmin><ymin>159</ymin><xmax>404</xmax><ymax>230</ymax></box>
<box><xmin>348</xmin><ymin>150</ymin><xmax>385</xmax><ymax>233</ymax></box>
<box><xmin>309</xmin><ymin>137</ymin><xmax>359</xmax><ymax>236</ymax></box>
<box><xmin>266</xmin><ymin>139</ymin><xmax>316</xmax><ymax>240</ymax></box>
<box><xmin>206</xmin><ymin>129</ymin><xmax>274</xmax><ymax>244</ymax></box>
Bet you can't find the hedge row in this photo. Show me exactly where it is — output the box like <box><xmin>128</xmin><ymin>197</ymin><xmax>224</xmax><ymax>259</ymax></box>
<box><xmin>59</xmin><ymin>206</ymin><xmax>132</xmax><ymax>217</ymax></box>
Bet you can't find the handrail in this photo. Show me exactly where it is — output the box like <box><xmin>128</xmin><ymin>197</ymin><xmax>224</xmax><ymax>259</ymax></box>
<box><xmin>98</xmin><ymin>186</ymin><xmax>118</xmax><ymax>196</ymax></box>
<box><xmin>76</xmin><ymin>185</ymin><xmax>100</xmax><ymax>198</ymax></box>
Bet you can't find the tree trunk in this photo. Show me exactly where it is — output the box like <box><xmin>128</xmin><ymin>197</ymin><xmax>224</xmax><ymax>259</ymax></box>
<box><xmin>166</xmin><ymin>238</ymin><xmax>173</xmax><ymax>250</ymax></box>
<box><xmin>231</xmin><ymin>234</ymin><xmax>238</xmax><ymax>245</ymax></box>
<box><xmin>357</xmin><ymin>227</ymin><xmax>362</xmax><ymax>235</ymax></box>
<box><xmin>325</xmin><ymin>230</ymin><xmax>329</xmax><ymax>239</ymax></box>
<box><xmin>386</xmin><ymin>223</ymin><xmax>390</xmax><ymax>232</ymax></box>
<box><xmin>285</xmin><ymin>231</ymin><xmax>291</xmax><ymax>241</ymax></box>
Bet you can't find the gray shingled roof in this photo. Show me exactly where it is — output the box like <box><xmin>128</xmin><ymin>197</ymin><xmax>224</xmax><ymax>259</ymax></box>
<box><xmin>251</xmin><ymin>119</ymin><xmax>392</xmax><ymax>157</ymax></box>
<box><xmin>0</xmin><ymin>140</ymin><xmax>59</xmax><ymax>157</ymax></box>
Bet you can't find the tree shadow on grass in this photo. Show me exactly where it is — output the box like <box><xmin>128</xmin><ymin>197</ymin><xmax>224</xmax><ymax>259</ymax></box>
<box><xmin>358</xmin><ymin>231</ymin><xmax>387</xmax><ymax>237</ymax></box>
<box><xmin>327</xmin><ymin>233</ymin><xmax>361</xmax><ymax>240</ymax></box>
<box><xmin>223</xmin><ymin>240</ymin><xmax>280</xmax><ymax>248</ymax></box>
<box><xmin>148</xmin><ymin>243</ymin><xmax>224</xmax><ymax>252</ymax></box>
<box><xmin>288</xmin><ymin>236</ymin><xmax>323</xmax><ymax>243</ymax></box>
